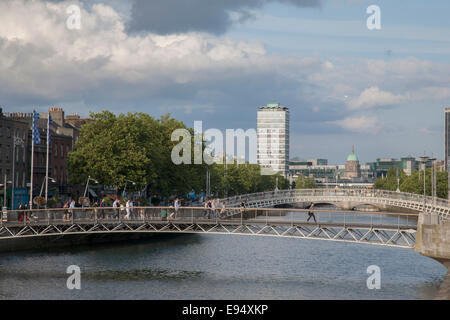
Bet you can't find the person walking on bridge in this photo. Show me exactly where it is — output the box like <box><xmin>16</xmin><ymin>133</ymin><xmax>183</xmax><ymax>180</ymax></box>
<box><xmin>99</xmin><ymin>198</ymin><xmax>106</xmax><ymax>219</ymax></box>
<box><xmin>205</xmin><ymin>200</ymin><xmax>213</xmax><ymax>219</ymax></box>
<box><xmin>169</xmin><ymin>198</ymin><xmax>180</xmax><ymax>219</ymax></box>
<box><xmin>203</xmin><ymin>200</ymin><xmax>209</xmax><ymax>218</ymax></box>
<box><xmin>306</xmin><ymin>202</ymin><xmax>317</xmax><ymax>223</ymax></box>
<box><xmin>112</xmin><ymin>198</ymin><xmax>120</xmax><ymax>219</ymax></box>
<box><xmin>210</xmin><ymin>199</ymin><xmax>216</xmax><ymax>219</ymax></box>
<box><xmin>174</xmin><ymin>198</ymin><xmax>180</xmax><ymax>218</ymax></box>
<box><xmin>125</xmin><ymin>199</ymin><xmax>133</xmax><ymax>220</ymax></box>
<box><xmin>67</xmin><ymin>199</ymin><xmax>75</xmax><ymax>221</ymax></box>
<box><xmin>219</xmin><ymin>201</ymin><xmax>226</xmax><ymax>219</ymax></box>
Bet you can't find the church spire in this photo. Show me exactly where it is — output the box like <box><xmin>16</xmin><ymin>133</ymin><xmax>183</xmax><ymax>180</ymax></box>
<box><xmin>352</xmin><ymin>145</ymin><xmax>354</xmax><ymax>154</ymax></box>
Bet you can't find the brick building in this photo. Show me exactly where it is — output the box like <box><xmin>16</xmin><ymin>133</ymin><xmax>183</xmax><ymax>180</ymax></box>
<box><xmin>0</xmin><ymin>108</ymin><xmax>31</xmax><ymax>208</ymax></box>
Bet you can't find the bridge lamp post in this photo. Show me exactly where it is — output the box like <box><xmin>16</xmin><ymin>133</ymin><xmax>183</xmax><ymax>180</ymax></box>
<box><xmin>39</xmin><ymin>177</ymin><xmax>56</xmax><ymax>198</ymax></box>
<box><xmin>83</xmin><ymin>176</ymin><xmax>99</xmax><ymax>198</ymax></box>
<box><xmin>123</xmin><ymin>179</ymin><xmax>136</xmax><ymax>198</ymax></box>
<box><xmin>428</xmin><ymin>157</ymin><xmax>436</xmax><ymax>206</ymax></box>
<box><xmin>420</xmin><ymin>155</ymin><xmax>429</xmax><ymax>212</ymax></box>
<box><xmin>396</xmin><ymin>168</ymin><xmax>400</xmax><ymax>193</ymax></box>
<box><xmin>12</xmin><ymin>136</ymin><xmax>25</xmax><ymax>210</ymax></box>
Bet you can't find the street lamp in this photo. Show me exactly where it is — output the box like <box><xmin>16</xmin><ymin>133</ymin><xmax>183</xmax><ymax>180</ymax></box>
<box><xmin>396</xmin><ymin>168</ymin><xmax>400</xmax><ymax>192</ymax></box>
<box><xmin>123</xmin><ymin>179</ymin><xmax>136</xmax><ymax>198</ymax></box>
<box><xmin>83</xmin><ymin>176</ymin><xmax>99</xmax><ymax>198</ymax></box>
<box><xmin>429</xmin><ymin>156</ymin><xmax>436</xmax><ymax>206</ymax></box>
<box><xmin>40</xmin><ymin>177</ymin><xmax>56</xmax><ymax>198</ymax></box>
<box><xmin>420</xmin><ymin>155</ymin><xmax>429</xmax><ymax>212</ymax></box>
<box><xmin>11</xmin><ymin>136</ymin><xmax>24</xmax><ymax>210</ymax></box>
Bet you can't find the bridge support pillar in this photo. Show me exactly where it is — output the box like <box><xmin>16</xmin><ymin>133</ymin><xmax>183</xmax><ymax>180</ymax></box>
<box><xmin>415</xmin><ymin>213</ymin><xmax>450</xmax><ymax>299</ymax></box>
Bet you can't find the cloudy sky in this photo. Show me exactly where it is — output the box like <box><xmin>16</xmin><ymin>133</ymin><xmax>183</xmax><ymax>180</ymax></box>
<box><xmin>1</xmin><ymin>0</ymin><xmax>450</xmax><ymax>163</ymax></box>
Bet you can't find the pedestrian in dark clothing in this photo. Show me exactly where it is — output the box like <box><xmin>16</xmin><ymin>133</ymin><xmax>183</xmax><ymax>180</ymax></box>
<box><xmin>306</xmin><ymin>202</ymin><xmax>317</xmax><ymax>223</ymax></box>
<box><xmin>206</xmin><ymin>200</ymin><xmax>213</xmax><ymax>219</ymax></box>
<box><xmin>23</xmin><ymin>203</ymin><xmax>30</xmax><ymax>221</ymax></box>
<box><xmin>203</xmin><ymin>200</ymin><xmax>210</xmax><ymax>218</ymax></box>
<box><xmin>99</xmin><ymin>199</ymin><xmax>106</xmax><ymax>219</ymax></box>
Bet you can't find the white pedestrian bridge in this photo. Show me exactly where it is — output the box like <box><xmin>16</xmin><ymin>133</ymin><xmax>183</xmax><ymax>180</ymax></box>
<box><xmin>219</xmin><ymin>188</ymin><xmax>450</xmax><ymax>221</ymax></box>
<box><xmin>0</xmin><ymin>205</ymin><xmax>418</xmax><ymax>249</ymax></box>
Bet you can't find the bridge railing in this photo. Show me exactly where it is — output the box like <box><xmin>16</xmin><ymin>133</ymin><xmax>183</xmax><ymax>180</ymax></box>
<box><xmin>0</xmin><ymin>206</ymin><xmax>418</xmax><ymax>230</ymax></box>
<box><xmin>220</xmin><ymin>188</ymin><xmax>450</xmax><ymax>209</ymax></box>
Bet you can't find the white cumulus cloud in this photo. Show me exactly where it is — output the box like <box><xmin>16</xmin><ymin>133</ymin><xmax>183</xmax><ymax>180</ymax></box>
<box><xmin>347</xmin><ymin>87</ymin><xmax>405</xmax><ymax>110</ymax></box>
<box><xmin>332</xmin><ymin>116</ymin><xmax>380</xmax><ymax>134</ymax></box>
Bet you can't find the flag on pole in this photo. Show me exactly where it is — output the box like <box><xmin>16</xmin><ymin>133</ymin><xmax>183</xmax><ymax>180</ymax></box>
<box><xmin>32</xmin><ymin>110</ymin><xmax>41</xmax><ymax>144</ymax></box>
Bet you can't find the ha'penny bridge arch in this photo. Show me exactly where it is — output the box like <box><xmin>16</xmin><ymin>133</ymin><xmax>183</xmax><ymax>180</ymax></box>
<box><xmin>220</xmin><ymin>188</ymin><xmax>450</xmax><ymax>220</ymax></box>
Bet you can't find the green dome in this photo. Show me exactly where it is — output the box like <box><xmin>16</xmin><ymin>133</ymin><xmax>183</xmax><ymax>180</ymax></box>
<box><xmin>347</xmin><ymin>145</ymin><xmax>358</xmax><ymax>161</ymax></box>
<box><xmin>347</xmin><ymin>153</ymin><xmax>358</xmax><ymax>161</ymax></box>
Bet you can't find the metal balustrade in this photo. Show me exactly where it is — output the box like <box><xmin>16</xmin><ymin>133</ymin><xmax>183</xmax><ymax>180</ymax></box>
<box><xmin>0</xmin><ymin>207</ymin><xmax>417</xmax><ymax>248</ymax></box>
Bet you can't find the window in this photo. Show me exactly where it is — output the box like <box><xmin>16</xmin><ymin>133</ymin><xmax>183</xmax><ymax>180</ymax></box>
<box><xmin>61</xmin><ymin>144</ymin><xmax>64</xmax><ymax>158</ymax></box>
<box><xmin>54</xmin><ymin>143</ymin><xmax>58</xmax><ymax>157</ymax></box>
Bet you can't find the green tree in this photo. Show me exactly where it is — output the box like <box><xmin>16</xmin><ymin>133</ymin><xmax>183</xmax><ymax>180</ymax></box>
<box><xmin>373</xmin><ymin>168</ymin><xmax>406</xmax><ymax>191</ymax></box>
<box><xmin>399</xmin><ymin>170</ymin><xmax>423</xmax><ymax>194</ymax></box>
<box><xmin>68</xmin><ymin>111</ymin><xmax>206</xmax><ymax>199</ymax></box>
<box><xmin>209</xmin><ymin>163</ymin><xmax>287</xmax><ymax>197</ymax></box>
<box><xmin>375</xmin><ymin>168</ymin><xmax>449</xmax><ymax>199</ymax></box>
<box><xmin>295</xmin><ymin>175</ymin><xmax>317</xmax><ymax>189</ymax></box>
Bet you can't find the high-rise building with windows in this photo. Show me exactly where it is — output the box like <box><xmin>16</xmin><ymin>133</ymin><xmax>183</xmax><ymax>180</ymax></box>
<box><xmin>257</xmin><ymin>103</ymin><xmax>290</xmax><ymax>177</ymax></box>
<box><xmin>445</xmin><ymin>108</ymin><xmax>450</xmax><ymax>170</ymax></box>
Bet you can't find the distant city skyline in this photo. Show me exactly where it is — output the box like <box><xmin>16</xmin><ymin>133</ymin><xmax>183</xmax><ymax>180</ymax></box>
<box><xmin>1</xmin><ymin>0</ymin><xmax>450</xmax><ymax>163</ymax></box>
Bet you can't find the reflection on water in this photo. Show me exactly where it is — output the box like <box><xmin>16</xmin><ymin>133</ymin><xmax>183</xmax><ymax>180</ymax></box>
<box><xmin>0</xmin><ymin>268</ymin><xmax>204</xmax><ymax>281</ymax></box>
<box><xmin>0</xmin><ymin>232</ymin><xmax>447</xmax><ymax>300</ymax></box>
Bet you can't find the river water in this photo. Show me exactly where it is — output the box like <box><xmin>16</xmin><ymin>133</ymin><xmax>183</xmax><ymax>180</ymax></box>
<box><xmin>0</xmin><ymin>230</ymin><xmax>447</xmax><ymax>300</ymax></box>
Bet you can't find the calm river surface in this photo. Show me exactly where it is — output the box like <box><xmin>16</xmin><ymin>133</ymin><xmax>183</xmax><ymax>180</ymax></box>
<box><xmin>0</xmin><ymin>230</ymin><xmax>447</xmax><ymax>299</ymax></box>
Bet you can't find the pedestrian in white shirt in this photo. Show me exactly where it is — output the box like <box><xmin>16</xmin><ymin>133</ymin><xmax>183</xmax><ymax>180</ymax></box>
<box><xmin>125</xmin><ymin>199</ymin><xmax>133</xmax><ymax>220</ymax></box>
